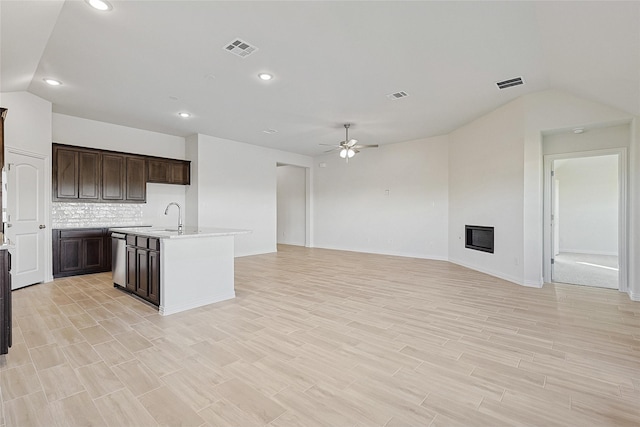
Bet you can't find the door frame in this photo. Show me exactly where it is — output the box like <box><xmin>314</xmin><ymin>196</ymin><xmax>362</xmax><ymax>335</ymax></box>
<box><xmin>543</xmin><ymin>148</ymin><xmax>628</xmax><ymax>291</ymax></box>
<box><xmin>275</xmin><ymin>162</ymin><xmax>310</xmax><ymax>248</ymax></box>
<box><xmin>6</xmin><ymin>147</ymin><xmax>52</xmax><ymax>284</ymax></box>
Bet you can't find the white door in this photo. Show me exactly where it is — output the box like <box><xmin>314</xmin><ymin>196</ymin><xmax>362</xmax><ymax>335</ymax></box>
<box><xmin>6</xmin><ymin>152</ymin><xmax>46</xmax><ymax>289</ymax></box>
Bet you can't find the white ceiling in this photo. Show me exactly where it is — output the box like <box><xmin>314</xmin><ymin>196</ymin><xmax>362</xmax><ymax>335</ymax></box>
<box><xmin>1</xmin><ymin>1</ymin><xmax>638</xmax><ymax>156</ymax></box>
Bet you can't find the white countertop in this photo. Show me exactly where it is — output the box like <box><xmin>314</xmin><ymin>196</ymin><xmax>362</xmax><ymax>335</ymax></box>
<box><xmin>109</xmin><ymin>226</ymin><xmax>251</xmax><ymax>239</ymax></box>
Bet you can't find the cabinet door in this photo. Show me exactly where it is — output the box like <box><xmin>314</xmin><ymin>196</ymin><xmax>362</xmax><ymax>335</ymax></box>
<box><xmin>126</xmin><ymin>156</ymin><xmax>146</xmax><ymax>202</ymax></box>
<box><xmin>59</xmin><ymin>238</ymin><xmax>83</xmax><ymax>273</ymax></box>
<box><xmin>136</xmin><ymin>249</ymin><xmax>149</xmax><ymax>297</ymax></box>
<box><xmin>102</xmin><ymin>154</ymin><xmax>125</xmax><ymax>201</ymax></box>
<box><xmin>148</xmin><ymin>250</ymin><xmax>160</xmax><ymax>305</ymax></box>
<box><xmin>126</xmin><ymin>246</ymin><xmax>137</xmax><ymax>292</ymax></box>
<box><xmin>54</xmin><ymin>147</ymin><xmax>79</xmax><ymax>200</ymax></box>
<box><xmin>171</xmin><ymin>161</ymin><xmax>190</xmax><ymax>185</ymax></box>
<box><xmin>78</xmin><ymin>151</ymin><xmax>100</xmax><ymax>200</ymax></box>
<box><xmin>147</xmin><ymin>159</ymin><xmax>171</xmax><ymax>183</ymax></box>
<box><xmin>83</xmin><ymin>237</ymin><xmax>104</xmax><ymax>269</ymax></box>
<box><xmin>0</xmin><ymin>250</ymin><xmax>11</xmax><ymax>355</ymax></box>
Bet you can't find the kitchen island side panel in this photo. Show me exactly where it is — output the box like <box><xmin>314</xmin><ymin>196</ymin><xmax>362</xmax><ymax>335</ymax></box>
<box><xmin>159</xmin><ymin>235</ymin><xmax>235</xmax><ymax>316</ymax></box>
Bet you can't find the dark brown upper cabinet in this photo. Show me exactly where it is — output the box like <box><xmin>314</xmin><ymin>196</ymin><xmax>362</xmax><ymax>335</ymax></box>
<box><xmin>147</xmin><ymin>159</ymin><xmax>190</xmax><ymax>185</ymax></box>
<box><xmin>52</xmin><ymin>144</ymin><xmax>190</xmax><ymax>204</ymax></box>
<box><xmin>102</xmin><ymin>153</ymin><xmax>126</xmax><ymax>201</ymax></box>
<box><xmin>126</xmin><ymin>156</ymin><xmax>146</xmax><ymax>202</ymax></box>
<box><xmin>53</xmin><ymin>145</ymin><xmax>99</xmax><ymax>201</ymax></box>
<box><xmin>171</xmin><ymin>160</ymin><xmax>190</xmax><ymax>185</ymax></box>
<box><xmin>78</xmin><ymin>151</ymin><xmax>100</xmax><ymax>200</ymax></box>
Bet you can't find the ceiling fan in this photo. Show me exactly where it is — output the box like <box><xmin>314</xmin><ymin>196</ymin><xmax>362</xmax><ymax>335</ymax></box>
<box><xmin>320</xmin><ymin>124</ymin><xmax>378</xmax><ymax>162</ymax></box>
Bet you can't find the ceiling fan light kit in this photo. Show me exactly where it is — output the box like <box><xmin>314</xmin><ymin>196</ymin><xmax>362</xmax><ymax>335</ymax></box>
<box><xmin>340</xmin><ymin>148</ymin><xmax>356</xmax><ymax>159</ymax></box>
<box><xmin>321</xmin><ymin>124</ymin><xmax>378</xmax><ymax>162</ymax></box>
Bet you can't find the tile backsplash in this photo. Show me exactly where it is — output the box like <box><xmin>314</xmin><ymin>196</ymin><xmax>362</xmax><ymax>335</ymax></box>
<box><xmin>52</xmin><ymin>202</ymin><xmax>144</xmax><ymax>229</ymax></box>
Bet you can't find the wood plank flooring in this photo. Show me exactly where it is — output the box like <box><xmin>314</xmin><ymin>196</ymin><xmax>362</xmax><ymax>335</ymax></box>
<box><xmin>1</xmin><ymin>244</ymin><xmax>639</xmax><ymax>426</ymax></box>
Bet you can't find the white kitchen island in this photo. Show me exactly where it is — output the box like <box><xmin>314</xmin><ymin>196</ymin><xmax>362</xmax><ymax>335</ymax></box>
<box><xmin>110</xmin><ymin>227</ymin><xmax>250</xmax><ymax>315</ymax></box>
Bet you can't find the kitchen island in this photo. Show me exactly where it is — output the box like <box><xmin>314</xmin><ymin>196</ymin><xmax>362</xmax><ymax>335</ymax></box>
<box><xmin>110</xmin><ymin>227</ymin><xmax>249</xmax><ymax>315</ymax></box>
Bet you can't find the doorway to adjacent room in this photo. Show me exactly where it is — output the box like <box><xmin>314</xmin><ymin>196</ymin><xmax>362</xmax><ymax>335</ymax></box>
<box><xmin>544</xmin><ymin>149</ymin><xmax>626</xmax><ymax>290</ymax></box>
<box><xmin>276</xmin><ymin>164</ymin><xmax>308</xmax><ymax>247</ymax></box>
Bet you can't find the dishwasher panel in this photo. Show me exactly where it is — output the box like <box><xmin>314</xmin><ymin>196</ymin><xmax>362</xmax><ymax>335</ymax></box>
<box><xmin>111</xmin><ymin>232</ymin><xmax>126</xmax><ymax>287</ymax></box>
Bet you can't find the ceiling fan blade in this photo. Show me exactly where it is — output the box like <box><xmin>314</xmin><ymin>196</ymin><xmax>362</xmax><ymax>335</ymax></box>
<box><xmin>346</xmin><ymin>139</ymin><xmax>358</xmax><ymax>147</ymax></box>
<box><xmin>352</xmin><ymin>144</ymin><xmax>378</xmax><ymax>149</ymax></box>
<box><xmin>319</xmin><ymin>143</ymin><xmax>340</xmax><ymax>147</ymax></box>
<box><xmin>324</xmin><ymin>148</ymin><xmax>340</xmax><ymax>153</ymax></box>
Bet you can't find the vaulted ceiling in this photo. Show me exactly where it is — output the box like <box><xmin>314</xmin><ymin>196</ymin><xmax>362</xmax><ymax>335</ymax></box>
<box><xmin>1</xmin><ymin>1</ymin><xmax>638</xmax><ymax>156</ymax></box>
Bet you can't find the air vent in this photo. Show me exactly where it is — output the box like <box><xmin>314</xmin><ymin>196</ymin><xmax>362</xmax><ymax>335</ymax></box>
<box><xmin>386</xmin><ymin>91</ymin><xmax>409</xmax><ymax>100</ymax></box>
<box><xmin>223</xmin><ymin>38</ymin><xmax>258</xmax><ymax>58</ymax></box>
<box><xmin>496</xmin><ymin>77</ymin><xmax>524</xmax><ymax>89</ymax></box>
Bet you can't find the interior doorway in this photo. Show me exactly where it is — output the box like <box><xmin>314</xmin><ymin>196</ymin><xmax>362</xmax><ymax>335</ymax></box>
<box><xmin>543</xmin><ymin>149</ymin><xmax>627</xmax><ymax>290</ymax></box>
<box><xmin>276</xmin><ymin>164</ymin><xmax>308</xmax><ymax>247</ymax></box>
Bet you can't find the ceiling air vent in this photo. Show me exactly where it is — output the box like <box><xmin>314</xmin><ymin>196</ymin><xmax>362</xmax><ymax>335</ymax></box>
<box><xmin>496</xmin><ymin>77</ymin><xmax>524</xmax><ymax>90</ymax></box>
<box><xmin>223</xmin><ymin>38</ymin><xmax>258</xmax><ymax>58</ymax></box>
<box><xmin>386</xmin><ymin>91</ymin><xmax>409</xmax><ymax>100</ymax></box>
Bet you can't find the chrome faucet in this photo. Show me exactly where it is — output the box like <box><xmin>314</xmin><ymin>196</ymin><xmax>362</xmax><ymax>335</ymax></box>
<box><xmin>164</xmin><ymin>202</ymin><xmax>183</xmax><ymax>233</ymax></box>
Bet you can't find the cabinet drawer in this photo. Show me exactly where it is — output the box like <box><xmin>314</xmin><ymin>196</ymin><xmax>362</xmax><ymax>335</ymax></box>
<box><xmin>60</xmin><ymin>229</ymin><xmax>104</xmax><ymax>239</ymax></box>
<box><xmin>148</xmin><ymin>238</ymin><xmax>160</xmax><ymax>251</ymax></box>
<box><xmin>136</xmin><ymin>236</ymin><xmax>148</xmax><ymax>249</ymax></box>
<box><xmin>126</xmin><ymin>235</ymin><xmax>160</xmax><ymax>250</ymax></box>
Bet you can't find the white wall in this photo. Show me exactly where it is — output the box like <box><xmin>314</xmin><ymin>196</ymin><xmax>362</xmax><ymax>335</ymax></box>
<box><xmin>52</xmin><ymin>113</ymin><xmax>187</xmax><ymax>227</ymax></box>
<box><xmin>630</xmin><ymin>118</ymin><xmax>640</xmax><ymax>300</ymax></box>
<box><xmin>523</xmin><ymin>90</ymin><xmax>634</xmax><ymax>289</ymax></box>
<box><xmin>313</xmin><ymin>135</ymin><xmax>449</xmax><ymax>260</ymax></box>
<box><xmin>446</xmin><ymin>90</ymin><xmax>634</xmax><ymax>288</ymax></box>
<box><xmin>277</xmin><ymin>165</ymin><xmax>306</xmax><ymax>246</ymax></box>
<box><xmin>448</xmin><ymin>99</ymin><xmax>525</xmax><ymax>284</ymax></box>
<box><xmin>554</xmin><ymin>156</ymin><xmax>618</xmax><ymax>255</ymax></box>
<box><xmin>1</xmin><ymin>91</ymin><xmax>54</xmax><ymax>280</ymax></box>
<box><xmin>186</xmin><ymin>134</ymin><xmax>312</xmax><ymax>257</ymax></box>
<box><xmin>1</xmin><ymin>92</ymin><xmax>52</xmax><ymax>156</ymax></box>
<box><xmin>543</xmin><ymin>124</ymin><xmax>630</xmax><ymax>155</ymax></box>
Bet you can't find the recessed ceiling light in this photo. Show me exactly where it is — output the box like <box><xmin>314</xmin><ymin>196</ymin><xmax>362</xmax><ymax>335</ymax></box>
<box><xmin>178</xmin><ymin>112</ymin><xmax>191</xmax><ymax>118</ymax></box>
<box><xmin>258</xmin><ymin>73</ymin><xmax>273</xmax><ymax>81</ymax></box>
<box><xmin>44</xmin><ymin>78</ymin><xmax>62</xmax><ymax>86</ymax></box>
<box><xmin>85</xmin><ymin>0</ymin><xmax>112</xmax><ymax>11</ymax></box>
<box><xmin>263</xmin><ymin>129</ymin><xmax>278</xmax><ymax>134</ymax></box>
<box><xmin>573</xmin><ymin>127</ymin><xmax>585</xmax><ymax>134</ymax></box>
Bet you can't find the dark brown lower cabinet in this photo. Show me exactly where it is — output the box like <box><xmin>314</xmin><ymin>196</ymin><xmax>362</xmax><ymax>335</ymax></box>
<box><xmin>125</xmin><ymin>235</ymin><xmax>160</xmax><ymax>306</ymax></box>
<box><xmin>53</xmin><ymin>229</ymin><xmax>111</xmax><ymax>278</ymax></box>
<box><xmin>1</xmin><ymin>249</ymin><xmax>12</xmax><ymax>355</ymax></box>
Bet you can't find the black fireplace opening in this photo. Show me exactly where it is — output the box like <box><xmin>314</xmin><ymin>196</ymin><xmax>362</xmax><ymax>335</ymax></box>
<box><xmin>465</xmin><ymin>225</ymin><xmax>494</xmax><ymax>253</ymax></box>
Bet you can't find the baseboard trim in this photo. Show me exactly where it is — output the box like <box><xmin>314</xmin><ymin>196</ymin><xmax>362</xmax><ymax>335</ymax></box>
<box><xmin>628</xmin><ymin>290</ymin><xmax>640</xmax><ymax>302</ymax></box>
<box><xmin>311</xmin><ymin>244</ymin><xmax>449</xmax><ymax>261</ymax></box>
<box><xmin>159</xmin><ymin>291</ymin><xmax>236</xmax><ymax>316</ymax></box>
<box><xmin>448</xmin><ymin>258</ymin><xmax>524</xmax><ymax>286</ymax></box>
<box><xmin>558</xmin><ymin>249</ymin><xmax>618</xmax><ymax>256</ymax></box>
<box><xmin>524</xmin><ymin>279</ymin><xmax>544</xmax><ymax>288</ymax></box>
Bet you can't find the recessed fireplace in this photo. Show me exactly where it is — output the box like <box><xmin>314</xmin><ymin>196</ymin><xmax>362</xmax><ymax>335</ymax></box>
<box><xmin>465</xmin><ymin>225</ymin><xmax>494</xmax><ymax>253</ymax></box>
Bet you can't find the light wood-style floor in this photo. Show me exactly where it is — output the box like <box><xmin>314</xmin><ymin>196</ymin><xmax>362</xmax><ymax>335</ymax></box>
<box><xmin>1</xmin><ymin>245</ymin><xmax>639</xmax><ymax>426</ymax></box>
